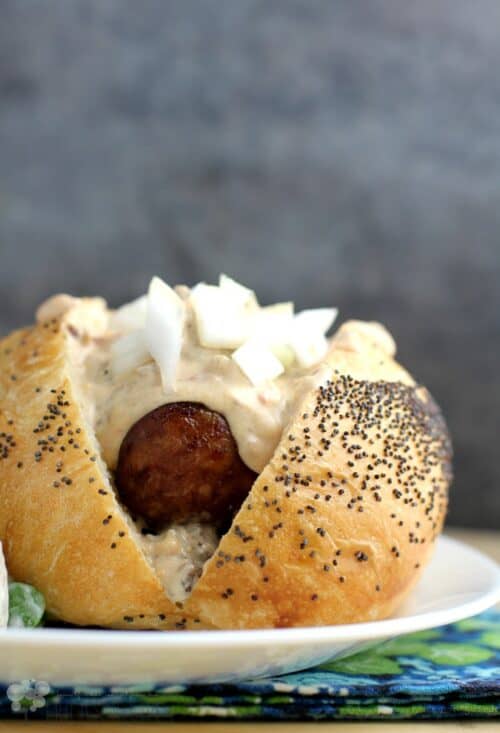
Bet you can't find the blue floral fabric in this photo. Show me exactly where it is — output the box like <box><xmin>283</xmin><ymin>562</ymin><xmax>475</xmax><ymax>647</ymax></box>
<box><xmin>1</xmin><ymin>611</ymin><xmax>499</xmax><ymax>721</ymax></box>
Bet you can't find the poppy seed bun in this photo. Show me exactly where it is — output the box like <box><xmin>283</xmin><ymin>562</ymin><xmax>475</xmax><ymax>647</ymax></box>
<box><xmin>0</xmin><ymin>302</ymin><xmax>451</xmax><ymax>629</ymax></box>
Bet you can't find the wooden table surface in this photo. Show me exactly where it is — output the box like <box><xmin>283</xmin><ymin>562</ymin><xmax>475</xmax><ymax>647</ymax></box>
<box><xmin>1</xmin><ymin>528</ymin><xmax>498</xmax><ymax>732</ymax></box>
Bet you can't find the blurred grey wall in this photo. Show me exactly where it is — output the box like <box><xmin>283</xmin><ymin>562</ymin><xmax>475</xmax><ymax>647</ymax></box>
<box><xmin>1</xmin><ymin>1</ymin><xmax>499</xmax><ymax>528</ymax></box>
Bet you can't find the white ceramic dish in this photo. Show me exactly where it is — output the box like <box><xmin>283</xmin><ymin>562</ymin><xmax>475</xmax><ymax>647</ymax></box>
<box><xmin>0</xmin><ymin>535</ymin><xmax>498</xmax><ymax>686</ymax></box>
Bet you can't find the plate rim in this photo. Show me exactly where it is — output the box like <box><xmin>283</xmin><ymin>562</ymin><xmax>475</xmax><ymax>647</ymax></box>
<box><xmin>0</xmin><ymin>534</ymin><xmax>498</xmax><ymax>650</ymax></box>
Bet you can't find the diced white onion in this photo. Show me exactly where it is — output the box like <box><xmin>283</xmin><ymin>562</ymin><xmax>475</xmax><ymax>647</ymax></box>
<box><xmin>251</xmin><ymin>302</ymin><xmax>293</xmax><ymax>339</ymax></box>
<box><xmin>232</xmin><ymin>340</ymin><xmax>285</xmax><ymax>386</ymax></box>
<box><xmin>190</xmin><ymin>283</ymin><xmax>253</xmax><ymax>349</ymax></box>
<box><xmin>289</xmin><ymin>331</ymin><xmax>330</xmax><ymax>368</ymax></box>
<box><xmin>289</xmin><ymin>307</ymin><xmax>338</xmax><ymax>368</ymax></box>
<box><xmin>110</xmin><ymin>330</ymin><xmax>150</xmax><ymax>376</ymax></box>
<box><xmin>219</xmin><ymin>274</ymin><xmax>257</xmax><ymax>307</ymax></box>
<box><xmin>146</xmin><ymin>277</ymin><xmax>186</xmax><ymax>391</ymax></box>
<box><xmin>106</xmin><ymin>273</ymin><xmax>339</xmax><ymax>388</ymax></box>
<box><xmin>250</xmin><ymin>302</ymin><xmax>295</xmax><ymax>366</ymax></box>
<box><xmin>293</xmin><ymin>308</ymin><xmax>338</xmax><ymax>335</ymax></box>
<box><xmin>270</xmin><ymin>342</ymin><xmax>296</xmax><ymax>369</ymax></box>
<box><xmin>110</xmin><ymin>295</ymin><xmax>147</xmax><ymax>333</ymax></box>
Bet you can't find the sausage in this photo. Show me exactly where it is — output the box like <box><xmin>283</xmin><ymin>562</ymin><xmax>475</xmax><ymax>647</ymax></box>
<box><xmin>115</xmin><ymin>402</ymin><xmax>258</xmax><ymax>529</ymax></box>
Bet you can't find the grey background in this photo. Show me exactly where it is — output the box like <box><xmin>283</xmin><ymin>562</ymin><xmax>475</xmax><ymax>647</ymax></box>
<box><xmin>0</xmin><ymin>1</ymin><xmax>499</xmax><ymax>528</ymax></box>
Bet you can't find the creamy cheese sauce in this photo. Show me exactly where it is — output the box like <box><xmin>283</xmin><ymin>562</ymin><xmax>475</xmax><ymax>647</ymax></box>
<box><xmin>85</xmin><ymin>302</ymin><xmax>328</xmax><ymax>474</ymax></box>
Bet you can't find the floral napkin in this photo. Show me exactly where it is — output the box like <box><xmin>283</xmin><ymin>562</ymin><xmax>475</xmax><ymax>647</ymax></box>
<box><xmin>1</xmin><ymin>610</ymin><xmax>499</xmax><ymax>721</ymax></box>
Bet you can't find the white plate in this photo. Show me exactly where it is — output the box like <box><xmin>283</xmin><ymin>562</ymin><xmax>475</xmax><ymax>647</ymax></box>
<box><xmin>0</xmin><ymin>535</ymin><xmax>498</xmax><ymax>686</ymax></box>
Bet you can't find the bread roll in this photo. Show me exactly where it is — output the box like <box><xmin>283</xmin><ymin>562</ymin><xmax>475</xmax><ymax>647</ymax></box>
<box><xmin>0</xmin><ymin>299</ymin><xmax>451</xmax><ymax>629</ymax></box>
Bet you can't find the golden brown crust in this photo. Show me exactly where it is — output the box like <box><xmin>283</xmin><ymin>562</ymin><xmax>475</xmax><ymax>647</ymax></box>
<box><xmin>0</xmin><ymin>312</ymin><xmax>451</xmax><ymax>629</ymax></box>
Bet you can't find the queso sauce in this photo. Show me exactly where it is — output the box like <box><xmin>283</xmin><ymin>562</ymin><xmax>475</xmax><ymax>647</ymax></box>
<box><xmin>84</xmin><ymin>300</ymin><xmax>328</xmax><ymax>475</ymax></box>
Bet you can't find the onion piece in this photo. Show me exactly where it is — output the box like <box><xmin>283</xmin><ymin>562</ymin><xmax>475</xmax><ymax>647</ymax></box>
<box><xmin>219</xmin><ymin>274</ymin><xmax>258</xmax><ymax>307</ymax></box>
<box><xmin>250</xmin><ymin>302</ymin><xmax>295</xmax><ymax>366</ymax></box>
<box><xmin>251</xmin><ymin>302</ymin><xmax>294</xmax><ymax>338</ymax></box>
<box><xmin>270</xmin><ymin>343</ymin><xmax>296</xmax><ymax>369</ymax></box>
<box><xmin>146</xmin><ymin>277</ymin><xmax>186</xmax><ymax>391</ymax></box>
<box><xmin>294</xmin><ymin>308</ymin><xmax>338</xmax><ymax>335</ymax></box>
<box><xmin>110</xmin><ymin>330</ymin><xmax>150</xmax><ymax>376</ymax></box>
<box><xmin>289</xmin><ymin>307</ymin><xmax>338</xmax><ymax>368</ymax></box>
<box><xmin>110</xmin><ymin>295</ymin><xmax>147</xmax><ymax>333</ymax></box>
<box><xmin>289</xmin><ymin>331</ymin><xmax>330</xmax><ymax>368</ymax></box>
<box><xmin>191</xmin><ymin>283</ymin><xmax>253</xmax><ymax>349</ymax></box>
<box><xmin>232</xmin><ymin>340</ymin><xmax>285</xmax><ymax>386</ymax></box>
